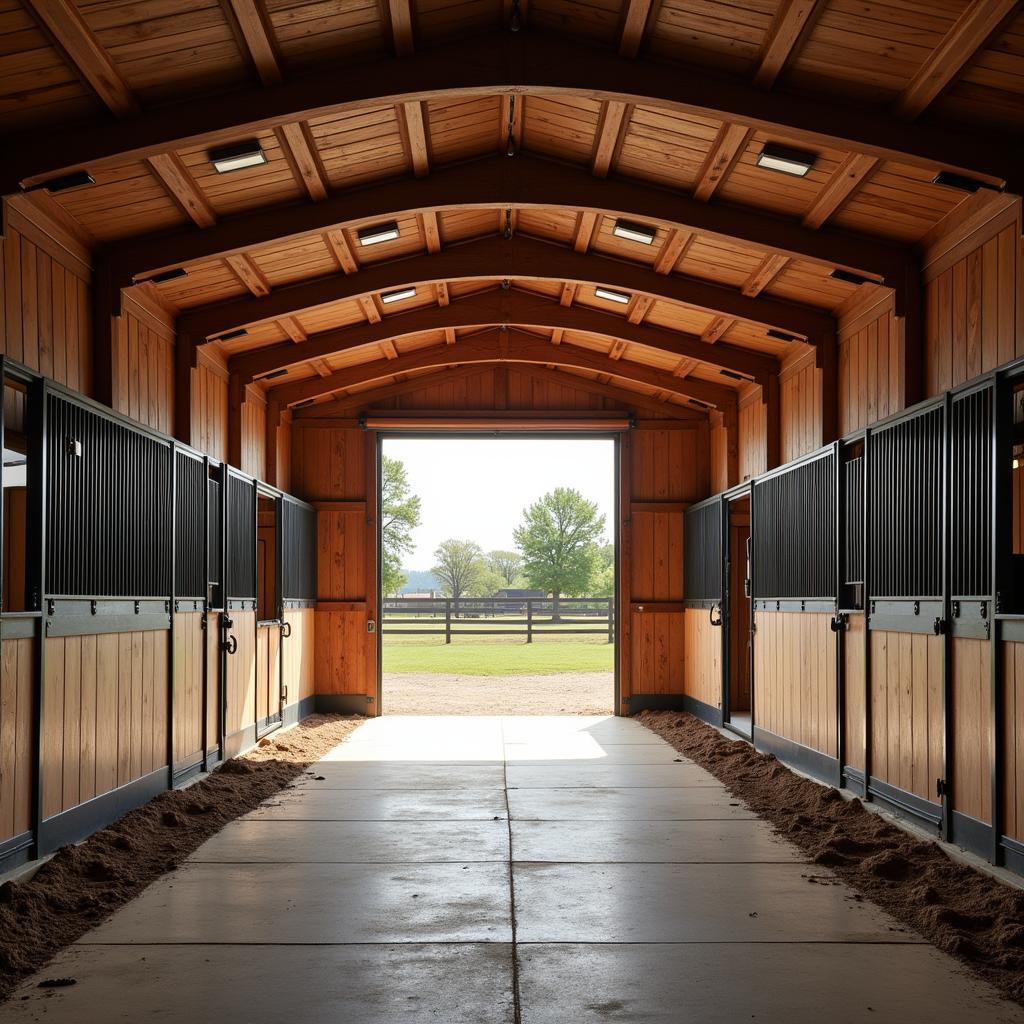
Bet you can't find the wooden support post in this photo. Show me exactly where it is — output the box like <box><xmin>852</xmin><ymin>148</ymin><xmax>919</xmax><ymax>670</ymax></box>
<box><xmin>764</xmin><ymin>376</ymin><xmax>781</xmax><ymax>470</ymax></box>
<box><xmin>618</xmin><ymin>432</ymin><xmax>632</xmax><ymax>714</ymax></box>
<box><xmin>265</xmin><ymin>399</ymin><xmax>281</xmax><ymax>486</ymax></box>
<box><xmin>819</xmin><ymin>325</ymin><xmax>839</xmax><ymax>445</ymax></box>
<box><xmin>91</xmin><ymin>259</ymin><xmax>120</xmax><ymax>408</ymax></box>
<box><xmin>899</xmin><ymin>260</ymin><xmax>925</xmax><ymax>410</ymax></box>
<box><xmin>724</xmin><ymin>403</ymin><xmax>740</xmax><ymax>488</ymax></box>
<box><xmin>364</xmin><ymin>429</ymin><xmax>380</xmax><ymax>713</ymax></box>
<box><xmin>227</xmin><ymin>374</ymin><xmax>245</xmax><ymax>469</ymax></box>
<box><xmin>174</xmin><ymin>333</ymin><xmax>198</xmax><ymax>445</ymax></box>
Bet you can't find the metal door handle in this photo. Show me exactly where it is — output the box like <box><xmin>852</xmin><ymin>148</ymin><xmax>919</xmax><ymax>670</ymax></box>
<box><xmin>709</xmin><ymin>603</ymin><xmax>722</xmax><ymax>627</ymax></box>
<box><xmin>222</xmin><ymin>634</ymin><xmax>237</xmax><ymax>655</ymax></box>
<box><xmin>280</xmin><ymin>621</ymin><xmax>292</xmax><ymax>638</ymax></box>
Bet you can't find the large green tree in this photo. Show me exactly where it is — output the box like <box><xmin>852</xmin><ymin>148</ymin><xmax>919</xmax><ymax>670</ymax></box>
<box><xmin>488</xmin><ymin>549</ymin><xmax>524</xmax><ymax>588</ymax></box>
<box><xmin>514</xmin><ymin>488</ymin><xmax>606</xmax><ymax>613</ymax></box>
<box><xmin>380</xmin><ymin>455</ymin><xmax>421</xmax><ymax>597</ymax></box>
<box><xmin>432</xmin><ymin>539</ymin><xmax>486</xmax><ymax>601</ymax></box>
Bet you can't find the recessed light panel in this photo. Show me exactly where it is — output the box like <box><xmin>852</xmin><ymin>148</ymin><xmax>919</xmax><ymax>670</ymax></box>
<box><xmin>145</xmin><ymin>267</ymin><xmax>189</xmax><ymax>284</ymax></box>
<box><xmin>209</xmin><ymin>141</ymin><xmax>267</xmax><ymax>173</ymax></box>
<box><xmin>612</xmin><ymin>219</ymin><xmax>657</xmax><ymax>245</ymax></box>
<box><xmin>357</xmin><ymin>222</ymin><xmax>400</xmax><ymax>246</ymax></box>
<box><xmin>932</xmin><ymin>170</ymin><xmax>1000</xmax><ymax>194</ymax></box>
<box><xmin>595</xmin><ymin>287</ymin><xmax>631</xmax><ymax>305</ymax></box>
<box><xmin>756</xmin><ymin>143</ymin><xmax>816</xmax><ymax>177</ymax></box>
<box><xmin>216</xmin><ymin>328</ymin><xmax>249</xmax><ymax>342</ymax></box>
<box><xmin>26</xmin><ymin>170</ymin><xmax>95</xmax><ymax>194</ymax></box>
<box><xmin>381</xmin><ymin>287</ymin><xmax>416</xmax><ymax>304</ymax></box>
<box><xmin>830</xmin><ymin>268</ymin><xmax>875</xmax><ymax>287</ymax></box>
<box><xmin>766</xmin><ymin>329</ymin><xmax>800</xmax><ymax>343</ymax></box>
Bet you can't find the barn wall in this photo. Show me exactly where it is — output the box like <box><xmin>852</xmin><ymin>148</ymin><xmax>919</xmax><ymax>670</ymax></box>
<box><xmin>738</xmin><ymin>385</ymin><xmax>767</xmax><ymax>482</ymax></box>
<box><xmin>1</xmin><ymin>199</ymin><xmax>92</xmax><ymax>392</ymax></box>
<box><xmin>779</xmin><ymin>348</ymin><xmax>822</xmax><ymax>464</ymax></box>
<box><xmin>191</xmin><ymin>348</ymin><xmax>229</xmax><ymax>463</ymax></box>
<box><xmin>0</xmin><ymin>638</ymin><xmax>34</xmax><ymax>844</ymax></box>
<box><xmin>112</xmin><ymin>290</ymin><xmax>174</xmax><ymax>433</ymax></box>
<box><xmin>838</xmin><ymin>292</ymin><xmax>904</xmax><ymax>434</ymax></box>
<box><xmin>682</xmin><ymin>609</ymin><xmax>721</xmax><ymax>714</ymax></box>
<box><xmin>240</xmin><ymin>384</ymin><xmax>267</xmax><ymax>480</ymax></box>
<box><xmin>1003</xmin><ymin>642</ymin><xmax>1024</xmax><ymax>844</ymax></box>
<box><xmin>172</xmin><ymin>612</ymin><xmax>205</xmax><ymax>769</ymax></box>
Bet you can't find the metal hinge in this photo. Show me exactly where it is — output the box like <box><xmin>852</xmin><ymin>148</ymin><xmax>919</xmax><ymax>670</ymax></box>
<box><xmin>936</xmin><ymin>777</ymin><xmax>948</xmax><ymax>798</ymax></box>
<box><xmin>933</xmin><ymin>617</ymin><xmax>947</xmax><ymax>635</ymax></box>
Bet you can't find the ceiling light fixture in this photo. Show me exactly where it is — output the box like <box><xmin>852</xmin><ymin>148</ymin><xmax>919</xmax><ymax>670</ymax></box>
<box><xmin>719</xmin><ymin>369</ymin><xmax>745</xmax><ymax>381</ymax></box>
<box><xmin>216</xmin><ymin>328</ymin><xmax>249</xmax><ymax>342</ymax></box>
<box><xmin>830</xmin><ymin>268</ymin><xmax>876</xmax><ymax>287</ymax></box>
<box><xmin>595</xmin><ymin>287</ymin><xmax>631</xmax><ymax>305</ymax></box>
<box><xmin>357</xmin><ymin>222</ymin><xmax>400</xmax><ymax>246</ymax></box>
<box><xmin>133</xmin><ymin>267</ymin><xmax>188</xmax><ymax>285</ymax></box>
<box><xmin>381</xmin><ymin>287</ymin><xmax>416</xmax><ymax>304</ymax></box>
<box><xmin>756</xmin><ymin>143</ymin><xmax>816</xmax><ymax>177</ymax></box>
<box><xmin>293</xmin><ymin>398</ymin><xmax>316</xmax><ymax>409</ymax></box>
<box><xmin>932</xmin><ymin>170</ymin><xmax>1002</xmax><ymax>194</ymax></box>
<box><xmin>23</xmin><ymin>170</ymin><xmax>95</xmax><ymax>194</ymax></box>
<box><xmin>209</xmin><ymin>141</ymin><xmax>267</xmax><ymax>173</ymax></box>
<box><xmin>613</xmin><ymin>219</ymin><xmax>657</xmax><ymax>245</ymax></box>
<box><xmin>259</xmin><ymin>368</ymin><xmax>288</xmax><ymax>381</ymax></box>
<box><xmin>767</xmin><ymin>328</ymin><xmax>800</xmax><ymax>343</ymax></box>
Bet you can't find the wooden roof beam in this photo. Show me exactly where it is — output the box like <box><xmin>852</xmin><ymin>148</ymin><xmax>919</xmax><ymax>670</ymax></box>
<box><xmin>276</xmin><ymin>122</ymin><xmax>329</xmax><ymax>200</ymax></box>
<box><xmin>266</xmin><ymin>328</ymin><xmax>737</xmax><ymax>409</ymax></box>
<box><xmin>23</xmin><ymin>0</ymin><xmax>139</xmax><ymax>118</ymax></box>
<box><xmin>591</xmin><ymin>101</ymin><xmax>630</xmax><ymax>178</ymax></box>
<box><xmin>5</xmin><ymin>33</ymin><xmax>1015</xmax><ymax>195</ymax></box>
<box><xmin>752</xmin><ymin>0</ymin><xmax>825</xmax><ymax>90</ymax></box>
<box><xmin>618</xmin><ymin>0</ymin><xmax>656</xmax><ymax>58</ymax></box>
<box><xmin>106</xmin><ymin>154</ymin><xmax>910</xmax><ymax>290</ymax></box>
<box><xmin>229</xmin><ymin>288</ymin><xmax>778</xmax><ymax>383</ymax></box>
<box><xmin>803</xmin><ymin>153</ymin><xmax>877</xmax><ymax>229</ymax></box>
<box><xmin>894</xmin><ymin>1</ymin><xmax>1021</xmax><ymax>121</ymax></box>
<box><xmin>387</xmin><ymin>0</ymin><xmax>416</xmax><ymax>56</ymax></box>
<box><xmin>224</xmin><ymin>0</ymin><xmax>283</xmax><ymax>86</ymax></box>
<box><xmin>399</xmin><ymin>101</ymin><xmax>430</xmax><ymax>177</ymax></box>
<box><xmin>146</xmin><ymin>154</ymin><xmax>216</xmax><ymax>228</ymax></box>
<box><xmin>693</xmin><ymin>123</ymin><xmax>751</xmax><ymax>201</ymax></box>
<box><xmin>174</xmin><ymin>234</ymin><xmax>834</xmax><ymax>342</ymax></box>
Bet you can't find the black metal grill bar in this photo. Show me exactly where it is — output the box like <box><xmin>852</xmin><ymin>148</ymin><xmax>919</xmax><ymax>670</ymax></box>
<box><xmin>227</xmin><ymin>472</ymin><xmax>256</xmax><ymax>599</ymax></box>
<box><xmin>684</xmin><ymin>500</ymin><xmax>722</xmax><ymax>602</ymax></box>
<box><xmin>174</xmin><ymin>450</ymin><xmax>205</xmax><ymax>598</ymax></box>
<box><xmin>950</xmin><ymin>385</ymin><xmax>993</xmax><ymax>598</ymax></box>
<box><xmin>843</xmin><ymin>456</ymin><xmax>864</xmax><ymax>585</ymax></box>
<box><xmin>282</xmin><ymin>498</ymin><xmax>316</xmax><ymax>601</ymax></box>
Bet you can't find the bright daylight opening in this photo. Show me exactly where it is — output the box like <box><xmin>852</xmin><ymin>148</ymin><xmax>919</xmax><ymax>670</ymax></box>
<box><xmin>379</xmin><ymin>436</ymin><xmax>616</xmax><ymax>715</ymax></box>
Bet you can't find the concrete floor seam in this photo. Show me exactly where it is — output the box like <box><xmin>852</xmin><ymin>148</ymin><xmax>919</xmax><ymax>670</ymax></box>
<box><xmin>502</xmin><ymin>720</ymin><xmax>524</xmax><ymax>1024</ymax></box>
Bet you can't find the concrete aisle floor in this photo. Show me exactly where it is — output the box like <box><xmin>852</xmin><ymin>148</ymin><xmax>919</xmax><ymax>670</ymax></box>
<box><xmin>7</xmin><ymin>715</ymin><xmax>1024</xmax><ymax>1023</ymax></box>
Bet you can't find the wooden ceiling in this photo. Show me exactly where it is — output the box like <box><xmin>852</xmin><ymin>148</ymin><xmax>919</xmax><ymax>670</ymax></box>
<box><xmin>3</xmin><ymin>0</ymin><xmax>1021</xmax><ymax>415</ymax></box>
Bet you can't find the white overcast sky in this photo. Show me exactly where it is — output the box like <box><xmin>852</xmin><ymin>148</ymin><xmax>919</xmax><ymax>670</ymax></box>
<box><xmin>383</xmin><ymin>437</ymin><xmax>616</xmax><ymax>569</ymax></box>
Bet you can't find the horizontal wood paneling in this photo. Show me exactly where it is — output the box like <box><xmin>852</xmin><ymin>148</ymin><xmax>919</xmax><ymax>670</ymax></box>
<box><xmin>754</xmin><ymin>612</ymin><xmax>837</xmax><ymax>757</ymax></box>
<box><xmin>950</xmin><ymin>637</ymin><xmax>991</xmax><ymax>825</ymax></box>
<box><xmin>683</xmin><ymin>608</ymin><xmax>721</xmax><ymax>711</ymax></box>
<box><xmin>869</xmin><ymin>630</ymin><xmax>943</xmax><ymax>803</ymax></box>
<box><xmin>0</xmin><ymin>637</ymin><xmax>33</xmax><ymax>842</ymax></box>
<box><xmin>838</xmin><ymin>293</ymin><xmax>903</xmax><ymax>434</ymax></box>
<box><xmin>41</xmin><ymin>630</ymin><xmax>168</xmax><ymax>819</ymax></box>
<box><xmin>1</xmin><ymin>200</ymin><xmax>91</xmax><ymax>393</ymax></box>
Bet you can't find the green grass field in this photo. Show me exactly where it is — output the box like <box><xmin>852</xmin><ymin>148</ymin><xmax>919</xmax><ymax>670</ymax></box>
<box><xmin>381</xmin><ymin>634</ymin><xmax>615</xmax><ymax>676</ymax></box>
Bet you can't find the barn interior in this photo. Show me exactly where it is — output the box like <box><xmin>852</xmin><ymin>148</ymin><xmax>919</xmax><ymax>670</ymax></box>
<box><xmin>2</xmin><ymin>0</ymin><xmax>1024</xmax><ymax>1019</ymax></box>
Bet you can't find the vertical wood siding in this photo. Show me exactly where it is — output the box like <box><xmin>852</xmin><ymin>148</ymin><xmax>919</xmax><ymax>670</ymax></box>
<box><xmin>41</xmin><ymin>631</ymin><xmax>169</xmax><ymax>819</ymax></box>
<box><xmin>738</xmin><ymin>387</ymin><xmax>766</xmax><ymax>481</ymax></box>
<box><xmin>112</xmin><ymin>292</ymin><xmax>174</xmax><ymax>433</ymax></box>
<box><xmin>843</xmin><ymin>614</ymin><xmax>866</xmax><ymax>771</ymax></box>
<box><xmin>950</xmin><ymin>637</ymin><xmax>991</xmax><ymax>825</ymax></box>
<box><xmin>683</xmin><ymin>608</ymin><xmax>721</xmax><ymax>711</ymax></box>
<box><xmin>1003</xmin><ymin>641</ymin><xmax>1024</xmax><ymax>842</ymax></box>
<box><xmin>172</xmin><ymin>612</ymin><xmax>205</xmax><ymax>765</ymax></box>
<box><xmin>838</xmin><ymin>294</ymin><xmax>904</xmax><ymax>434</ymax></box>
<box><xmin>283</xmin><ymin>607</ymin><xmax>315</xmax><ymax>704</ymax></box>
<box><xmin>0</xmin><ymin>638</ymin><xmax>33</xmax><ymax>842</ymax></box>
<box><xmin>1</xmin><ymin>201</ymin><xmax>91</xmax><ymax>393</ymax></box>
<box><xmin>191</xmin><ymin>349</ymin><xmax>228</xmax><ymax>462</ymax></box>
<box><xmin>240</xmin><ymin>386</ymin><xmax>267</xmax><ymax>481</ymax></box>
<box><xmin>779</xmin><ymin>350</ymin><xmax>822</xmax><ymax>463</ymax></box>
<box><xmin>753</xmin><ymin>612</ymin><xmax>837</xmax><ymax>757</ymax></box>
<box><xmin>224</xmin><ymin>610</ymin><xmax>256</xmax><ymax>755</ymax></box>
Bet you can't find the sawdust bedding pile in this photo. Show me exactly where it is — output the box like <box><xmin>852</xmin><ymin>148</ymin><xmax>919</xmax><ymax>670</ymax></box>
<box><xmin>0</xmin><ymin>713</ymin><xmax>362</xmax><ymax>1003</ymax></box>
<box><xmin>637</xmin><ymin>710</ymin><xmax>1024</xmax><ymax>1006</ymax></box>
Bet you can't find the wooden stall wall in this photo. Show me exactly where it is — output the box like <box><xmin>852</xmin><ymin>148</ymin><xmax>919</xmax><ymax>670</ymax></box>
<box><xmin>224</xmin><ymin>610</ymin><xmax>256</xmax><ymax>756</ymax></box>
<box><xmin>708</xmin><ymin>410</ymin><xmax>731</xmax><ymax>495</ymax></box>
<box><xmin>1003</xmin><ymin>642</ymin><xmax>1024</xmax><ymax>845</ymax></box>
<box><xmin>112</xmin><ymin>290</ymin><xmax>174</xmax><ymax>433</ymax></box>
<box><xmin>1</xmin><ymin>198</ymin><xmax>91</xmax><ymax>392</ymax></box>
<box><xmin>843</xmin><ymin>614</ymin><xmax>866</xmax><ymax>773</ymax></box>
<box><xmin>172</xmin><ymin>612</ymin><xmax>205</xmax><ymax>770</ymax></box>
<box><xmin>950</xmin><ymin>637</ymin><xmax>992</xmax><ymax>832</ymax></box>
<box><xmin>624</xmin><ymin>422</ymin><xmax>707</xmax><ymax>709</ymax></box>
<box><xmin>753</xmin><ymin>612</ymin><xmax>837</xmax><ymax>760</ymax></box>
<box><xmin>291</xmin><ymin>422</ymin><xmax>375</xmax><ymax>712</ymax></box>
<box><xmin>779</xmin><ymin>348</ymin><xmax>822</xmax><ymax>463</ymax></box>
<box><xmin>191</xmin><ymin>348</ymin><xmax>228</xmax><ymax>463</ymax></box>
<box><xmin>738</xmin><ymin>385</ymin><xmax>766</xmax><ymax>482</ymax></box>
<box><xmin>0</xmin><ymin>638</ymin><xmax>33</xmax><ymax>844</ymax></box>
<box><xmin>924</xmin><ymin>198</ymin><xmax>1022</xmax><ymax>397</ymax></box>
<box><xmin>838</xmin><ymin>292</ymin><xmax>904</xmax><ymax>435</ymax></box>
<box><xmin>240</xmin><ymin>385</ymin><xmax>267</xmax><ymax>481</ymax></box>
<box><xmin>868</xmin><ymin>631</ymin><xmax>943</xmax><ymax>805</ymax></box>
<box><xmin>283</xmin><ymin>607</ymin><xmax>315</xmax><ymax>711</ymax></box>
<box><xmin>682</xmin><ymin>610</ymin><xmax>722</xmax><ymax>716</ymax></box>
<box><xmin>41</xmin><ymin>631</ymin><xmax>169</xmax><ymax>820</ymax></box>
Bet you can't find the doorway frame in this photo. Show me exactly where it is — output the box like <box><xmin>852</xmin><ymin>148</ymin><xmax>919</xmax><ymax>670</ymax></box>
<box><xmin>372</xmin><ymin>427</ymin><xmax>624</xmax><ymax>716</ymax></box>
<box><xmin>255</xmin><ymin>484</ymin><xmax>285</xmax><ymax>739</ymax></box>
<box><xmin>718</xmin><ymin>481</ymin><xmax>753</xmax><ymax>739</ymax></box>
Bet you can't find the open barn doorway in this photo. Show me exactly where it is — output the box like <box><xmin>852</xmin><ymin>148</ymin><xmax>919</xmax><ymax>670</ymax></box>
<box><xmin>724</xmin><ymin>492</ymin><xmax>752</xmax><ymax>737</ymax></box>
<box><xmin>376</xmin><ymin>432</ymin><xmax>618</xmax><ymax>715</ymax></box>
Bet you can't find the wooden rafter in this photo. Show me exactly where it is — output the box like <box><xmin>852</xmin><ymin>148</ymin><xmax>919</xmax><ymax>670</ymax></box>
<box><xmin>693</xmin><ymin>123</ymin><xmax>751</xmax><ymax>201</ymax></box>
<box><xmin>893</xmin><ymin>1</ymin><xmax>1021</xmax><ymax>120</ymax></box>
<box><xmin>803</xmin><ymin>153</ymin><xmax>877</xmax><ymax>229</ymax></box>
<box><xmin>228</xmin><ymin>288</ymin><xmax>776</xmax><ymax>383</ymax></box>
<box><xmin>752</xmin><ymin>0</ymin><xmax>825</xmax><ymax>90</ymax></box>
<box><xmin>24</xmin><ymin>0</ymin><xmax>139</xmax><ymax>118</ymax></box>
<box><xmin>653</xmin><ymin>229</ymin><xmax>693</xmax><ymax>274</ymax></box>
<box><xmin>702</xmin><ymin>316</ymin><xmax>734</xmax><ymax>343</ymax></box>
<box><xmin>324</xmin><ymin>229</ymin><xmax>358</xmax><ymax>273</ymax></box>
<box><xmin>224</xmin><ymin>0</ymin><xmax>282</xmax><ymax>86</ymax></box>
<box><xmin>421</xmin><ymin>211</ymin><xmax>442</xmax><ymax>253</ymax></box>
<box><xmin>146</xmin><ymin>154</ymin><xmax>216</xmax><ymax>229</ymax></box>
<box><xmin>275</xmin><ymin>122</ymin><xmax>328</xmax><ymax>200</ymax></box>
<box><xmin>618</xmin><ymin>0</ymin><xmax>656</xmax><ymax>58</ymax></box>
<box><xmin>399</xmin><ymin>101</ymin><xmax>430</xmax><ymax>177</ymax></box>
<box><xmin>226</xmin><ymin>253</ymin><xmax>270</xmax><ymax>296</ymax></box>
<box><xmin>106</xmin><ymin>154</ymin><xmax>911</xmax><ymax>288</ymax></box>
<box><xmin>266</xmin><ymin>328</ymin><xmax>737</xmax><ymax>408</ymax></box>
<box><xmin>591</xmin><ymin>101</ymin><xmax>629</xmax><ymax>178</ymax></box>
<box><xmin>742</xmin><ymin>254</ymin><xmax>789</xmax><ymax>297</ymax></box>
<box><xmin>6</xmin><ymin>33</ymin><xmax>1016</xmax><ymax>195</ymax></box>
<box><xmin>175</xmin><ymin>235</ymin><xmax>834</xmax><ymax>341</ymax></box>
<box><xmin>387</xmin><ymin>0</ymin><xmax>415</xmax><ymax>56</ymax></box>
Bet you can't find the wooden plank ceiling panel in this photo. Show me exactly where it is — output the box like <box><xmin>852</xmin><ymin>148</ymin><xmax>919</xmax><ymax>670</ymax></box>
<box><xmin>52</xmin><ymin>159</ymin><xmax>186</xmax><ymax>242</ymax></box>
<box><xmin>414</xmin><ymin>0</ymin><xmax>502</xmax><ymax>45</ymax></box>
<box><xmin>785</xmin><ymin>0</ymin><xmax>968</xmax><ymax>105</ymax></box>
<box><xmin>520</xmin><ymin>94</ymin><xmax>604</xmax><ymax>165</ymax></box>
<box><xmin>265</xmin><ymin>0</ymin><xmax>387</xmax><ymax>68</ymax></box>
<box><xmin>0</xmin><ymin>1</ymin><xmax>100</xmax><ymax>130</ymax></box>
<box><xmin>423</xmin><ymin>94</ymin><xmax>500</xmax><ymax>164</ymax></box>
<box><xmin>308</xmin><ymin>104</ymin><xmax>408</xmax><ymax>188</ymax></box>
<box><xmin>177</xmin><ymin>128</ymin><xmax>304</xmax><ymax>218</ymax></box>
<box><xmin>529</xmin><ymin>0</ymin><xmax>622</xmax><ymax>45</ymax></box>
<box><xmin>646</xmin><ymin>0</ymin><xmax>775</xmax><ymax>77</ymax></box>
<box><xmin>293</xmin><ymin>297</ymin><xmax>367</xmax><ymax>336</ymax></box>
<box><xmin>614</xmin><ymin>104</ymin><xmax>721</xmax><ymax>191</ymax></box>
<box><xmin>515</xmin><ymin>207</ymin><xmax>579</xmax><ymax>245</ymax></box>
<box><xmin>83</xmin><ymin>0</ymin><xmax>251</xmax><ymax>103</ymax></box>
<box><xmin>437</xmin><ymin>208</ymin><xmax>503</xmax><ymax>242</ymax></box>
<box><xmin>246</xmin><ymin>236</ymin><xmax>339</xmax><ymax>289</ymax></box>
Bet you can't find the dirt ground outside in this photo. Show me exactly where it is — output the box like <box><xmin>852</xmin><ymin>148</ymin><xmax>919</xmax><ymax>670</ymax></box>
<box><xmin>382</xmin><ymin>671</ymin><xmax>614</xmax><ymax>715</ymax></box>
